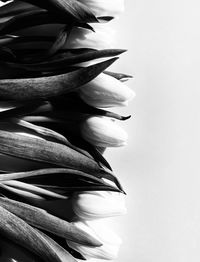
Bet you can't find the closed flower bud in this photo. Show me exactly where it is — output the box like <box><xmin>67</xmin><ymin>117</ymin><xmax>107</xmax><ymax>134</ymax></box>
<box><xmin>81</xmin><ymin>116</ymin><xmax>128</xmax><ymax>147</ymax></box>
<box><xmin>72</xmin><ymin>191</ymin><xmax>126</xmax><ymax>220</ymax></box>
<box><xmin>78</xmin><ymin>0</ymin><xmax>124</xmax><ymax>17</ymax></box>
<box><xmin>78</xmin><ymin>73</ymin><xmax>135</xmax><ymax>108</ymax></box>
<box><xmin>67</xmin><ymin>220</ymin><xmax>122</xmax><ymax>260</ymax></box>
<box><xmin>66</xmin><ymin>24</ymin><xmax>115</xmax><ymax>49</ymax></box>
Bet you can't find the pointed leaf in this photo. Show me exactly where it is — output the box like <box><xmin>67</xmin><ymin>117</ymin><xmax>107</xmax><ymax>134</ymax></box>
<box><xmin>0</xmin><ymin>205</ymin><xmax>69</xmax><ymax>262</ymax></box>
<box><xmin>0</xmin><ymin>197</ymin><xmax>102</xmax><ymax>246</ymax></box>
<box><xmin>104</xmin><ymin>71</ymin><xmax>133</xmax><ymax>82</ymax></box>
<box><xmin>0</xmin><ymin>0</ymin><xmax>39</xmax><ymax>18</ymax></box>
<box><xmin>12</xmin><ymin>119</ymin><xmax>95</xmax><ymax>160</ymax></box>
<box><xmin>2</xmin><ymin>180</ymin><xmax>67</xmax><ymax>199</ymax></box>
<box><xmin>0</xmin><ymin>130</ymin><xmax>108</xmax><ymax>176</ymax></box>
<box><xmin>0</xmin><ymin>58</ymin><xmax>118</xmax><ymax>100</ymax></box>
<box><xmin>46</xmin><ymin>26</ymin><xmax>69</xmax><ymax>57</ymax></box>
<box><xmin>34</xmin><ymin>229</ymin><xmax>77</xmax><ymax>262</ymax></box>
<box><xmin>7</xmin><ymin>49</ymin><xmax>125</xmax><ymax>72</ymax></box>
<box><xmin>0</xmin><ymin>101</ymin><xmax>51</xmax><ymax>120</ymax></box>
<box><xmin>0</xmin><ymin>183</ymin><xmax>46</xmax><ymax>200</ymax></box>
<box><xmin>0</xmin><ymin>168</ymin><xmax>118</xmax><ymax>192</ymax></box>
<box><xmin>20</xmin><ymin>0</ymin><xmax>98</xmax><ymax>22</ymax></box>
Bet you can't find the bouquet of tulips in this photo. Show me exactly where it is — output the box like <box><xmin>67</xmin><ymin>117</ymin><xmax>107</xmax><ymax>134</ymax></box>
<box><xmin>0</xmin><ymin>0</ymin><xmax>134</xmax><ymax>261</ymax></box>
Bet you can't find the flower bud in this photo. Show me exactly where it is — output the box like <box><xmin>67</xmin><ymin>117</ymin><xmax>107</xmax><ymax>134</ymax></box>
<box><xmin>78</xmin><ymin>0</ymin><xmax>125</xmax><ymax>17</ymax></box>
<box><xmin>67</xmin><ymin>220</ymin><xmax>122</xmax><ymax>260</ymax></box>
<box><xmin>72</xmin><ymin>191</ymin><xmax>126</xmax><ymax>220</ymax></box>
<box><xmin>78</xmin><ymin>73</ymin><xmax>135</xmax><ymax>108</ymax></box>
<box><xmin>66</xmin><ymin>24</ymin><xmax>115</xmax><ymax>49</ymax></box>
<box><xmin>81</xmin><ymin>116</ymin><xmax>128</xmax><ymax>147</ymax></box>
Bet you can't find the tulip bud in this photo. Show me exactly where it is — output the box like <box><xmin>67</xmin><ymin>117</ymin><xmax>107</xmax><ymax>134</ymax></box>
<box><xmin>66</xmin><ymin>24</ymin><xmax>115</xmax><ymax>49</ymax></box>
<box><xmin>81</xmin><ymin>116</ymin><xmax>128</xmax><ymax>147</ymax></box>
<box><xmin>78</xmin><ymin>0</ymin><xmax>125</xmax><ymax>17</ymax></box>
<box><xmin>67</xmin><ymin>220</ymin><xmax>122</xmax><ymax>260</ymax></box>
<box><xmin>78</xmin><ymin>73</ymin><xmax>135</xmax><ymax>108</ymax></box>
<box><xmin>72</xmin><ymin>191</ymin><xmax>127</xmax><ymax>220</ymax></box>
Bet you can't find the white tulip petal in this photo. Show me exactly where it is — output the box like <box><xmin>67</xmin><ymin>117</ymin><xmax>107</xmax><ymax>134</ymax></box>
<box><xmin>81</xmin><ymin>116</ymin><xmax>128</xmax><ymax>147</ymax></box>
<box><xmin>78</xmin><ymin>73</ymin><xmax>135</xmax><ymax>108</ymax></box>
<box><xmin>67</xmin><ymin>220</ymin><xmax>122</xmax><ymax>260</ymax></box>
<box><xmin>66</xmin><ymin>24</ymin><xmax>115</xmax><ymax>49</ymax></box>
<box><xmin>73</xmin><ymin>191</ymin><xmax>127</xmax><ymax>220</ymax></box>
<box><xmin>78</xmin><ymin>0</ymin><xmax>124</xmax><ymax>17</ymax></box>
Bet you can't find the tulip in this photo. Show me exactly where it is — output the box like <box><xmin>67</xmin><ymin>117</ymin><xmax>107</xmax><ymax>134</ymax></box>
<box><xmin>72</xmin><ymin>191</ymin><xmax>126</xmax><ymax>220</ymax></box>
<box><xmin>67</xmin><ymin>220</ymin><xmax>122</xmax><ymax>260</ymax></box>
<box><xmin>78</xmin><ymin>73</ymin><xmax>135</xmax><ymax>108</ymax></box>
<box><xmin>78</xmin><ymin>0</ymin><xmax>124</xmax><ymax>17</ymax></box>
<box><xmin>66</xmin><ymin>23</ymin><xmax>115</xmax><ymax>49</ymax></box>
<box><xmin>81</xmin><ymin>116</ymin><xmax>128</xmax><ymax>147</ymax></box>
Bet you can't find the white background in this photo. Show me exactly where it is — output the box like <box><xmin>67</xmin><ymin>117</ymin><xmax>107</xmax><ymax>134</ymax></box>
<box><xmin>104</xmin><ymin>0</ymin><xmax>200</xmax><ymax>261</ymax></box>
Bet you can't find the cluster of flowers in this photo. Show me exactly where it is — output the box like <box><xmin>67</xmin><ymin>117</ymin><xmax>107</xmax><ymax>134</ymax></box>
<box><xmin>0</xmin><ymin>0</ymin><xmax>134</xmax><ymax>261</ymax></box>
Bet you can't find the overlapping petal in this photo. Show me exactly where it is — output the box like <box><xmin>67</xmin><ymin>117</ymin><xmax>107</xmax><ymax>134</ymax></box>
<box><xmin>81</xmin><ymin>116</ymin><xmax>128</xmax><ymax>147</ymax></box>
<box><xmin>72</xmin><ymin>191</ymin><xmax>127</xmax><ymax>220</ymax></box>
<box><xmin>78</xmin><ymin>73</ymin><xmax>135</xmax><ymax>108</ymax></box>
<box><xmin>78</xmin><ymin>0</ymin><xmax>125</xmax><ymax>17</ymax></box>
<box><xmin>67</xmin><ymin>220</ymin><xmax>122</xmax><ymax>260</ymax></box>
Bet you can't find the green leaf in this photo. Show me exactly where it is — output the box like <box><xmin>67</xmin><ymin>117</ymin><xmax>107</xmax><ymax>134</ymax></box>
<box><xmin>0</xmin><ymin>58</ymin><xmax>118</xmax><ymax>100</ymax></box>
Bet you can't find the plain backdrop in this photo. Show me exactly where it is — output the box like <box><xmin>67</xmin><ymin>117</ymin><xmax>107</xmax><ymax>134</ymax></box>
<box><xmin>103</xmin><ymin>0</ymin><xmax>200</xmax><ymax>262</ymax></box>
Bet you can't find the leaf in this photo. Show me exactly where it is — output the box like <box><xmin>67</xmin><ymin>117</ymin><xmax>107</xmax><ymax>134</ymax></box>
<box><xmin>0</xmin><ymin>205</ymin><xmax>70</xmax><ymax>262</ymax></box>
<box><xmin>2</xmin><ymin>180</ymin><xmax>67</xmax><ymax>199</ymax></box>
<box><xmin>97</xmin><ymin>16</ymin><xmax>114</xmax><ymax>22</ymax></box>
<box><xmin>20</xmin><ymin>0</ymin><xmax>98</xmax><ymax>22</ymax></box>
<box><xmin>0</xmin><ymin>9</ymin><xmax>53</xmax><ymax>35</ymax></box>
<box><xmin>7</xmin><ymin>35</ymin><xmax>55</xmax><ymax>45</ymax></box>
<box><xmin>0</xmin><ymin>183</ymin><xmax>46</xmax><ymax>200</ymax></box>
<box><xmin>0</xmin><ymin>100</ymin><xmax>51</xmax><ymax>120</ymax></box>
<box><xmin>0</xmin><ymin>35</ymin><xmax>19</xmax><ymax>47</ymax></box>
<box><xmin>0</xmin><ymin>58</ymin><xmax>118</xmax><ymax>100</ymax></box>
<box><xmin>0</xmin><ymin>129</ymin><xmax>110</xmax><ymax>177</ymax></box>
<box><xmin>34</xmin><ymin>229</ymin><xmax>78</xmax><ymax>262</ymax></box>
<box><xmin>46</xmin><ymin>26</ymin><xmax>69</xmax><ymax>57</ymax></box>
<box><xmin>0</xmin><ymin>0</ymin><xmax>39</xmax><ymax>18</ymax></box>
<box><xmin>7</xmin><ymin>49</ymin><xmax>125</xmax><ymax>72</ymax></box>
<box><xmin>12</xmin><ymin>119</ymin><xmax>96</xmax><ymax>161</ymax></box>
<box><xmin>37</xmin><ymin>184</ymin><xmax>120</xmax><ymax>193</ymax></box>
<box><xmin>0</xmin><ymin>197</ymin><xmax>102</xmax><ymax>247</ymax></box>
<box><xmin>0</xmin><ymin>9</ymin><xmax>92</xmax><ymax>35</ymax></box>
<box><xmin>0</xmin><ymin>167</ymin><xmax>120</xmax><ymax>191</ymax></box>
<box><xmin>104</xmin><ymin>71</ymin><xmax>133</xmax><ymax>82</ymax></box>
<box><xmin>19</xmin><ymin>115</ymin><xmax>113</xmax><ymax>170</ymax></box>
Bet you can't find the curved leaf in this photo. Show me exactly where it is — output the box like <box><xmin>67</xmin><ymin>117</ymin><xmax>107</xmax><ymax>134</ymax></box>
<box><xmin>0</xmin><ymin>58</ymin><xmax>118</xmax><ymax>100</ymax></box>
<box><xmin>0</xmin><ymin>206</ymin><xmax>70</xmax><ymax>262</ymax></box>
<box><xmin>0</xmin><ymin>197</ymin><xmax>102</xmax><ymax>246</ymax></box>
